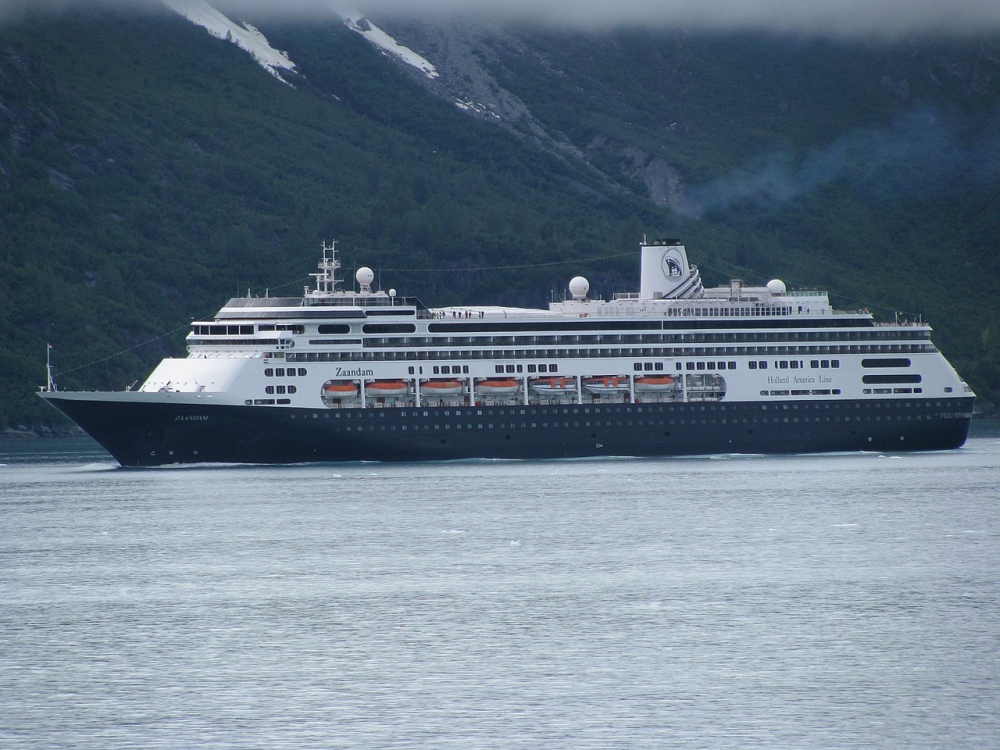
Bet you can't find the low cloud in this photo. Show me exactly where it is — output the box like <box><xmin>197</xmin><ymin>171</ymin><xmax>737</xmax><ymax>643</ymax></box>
<box><xmin>3</xmin><ymin>0</ymin><xmax>1000</xmax><ymax>38</ymax></box>
<box><xmin>361</xmin><ymin>0</ymin><xmax>1000</xmax><ymax>39</ymax></box>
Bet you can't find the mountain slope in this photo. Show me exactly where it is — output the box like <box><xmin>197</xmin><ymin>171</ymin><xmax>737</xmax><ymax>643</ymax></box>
<box><xmin>0</xmin><ymin>6</ymin><xmax>662</xmax><ymax>431</ymax></box>
<box><xmin>1</xmin><ymin>6</ymin><xmax>998</xmax><ymax>433</ymax></box>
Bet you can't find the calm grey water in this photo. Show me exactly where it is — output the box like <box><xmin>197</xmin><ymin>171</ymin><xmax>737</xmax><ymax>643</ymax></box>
<box><xmin>2</xmin><ymin>424</ymin><xmax>999</xmax><ymax>749</ymax></box>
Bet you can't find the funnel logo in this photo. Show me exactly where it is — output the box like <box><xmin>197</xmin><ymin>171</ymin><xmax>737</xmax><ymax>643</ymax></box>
<box><xmin>661</xmin><ymin>250</ymin><xmax>683</xmax><ymax>279</ymax></box>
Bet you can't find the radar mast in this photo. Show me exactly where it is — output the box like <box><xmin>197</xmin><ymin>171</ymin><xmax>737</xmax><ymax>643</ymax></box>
<box><xmin>308</xmin><ymin>240</ymin><xmax>343</xmax><ymax>296</ymax></box>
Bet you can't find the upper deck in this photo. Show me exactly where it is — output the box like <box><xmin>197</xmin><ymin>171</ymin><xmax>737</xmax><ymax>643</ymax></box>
<box><xmin>184</xmin><ymin>239</ymin><xmax>937</xmax><ymax>357</ymax></box>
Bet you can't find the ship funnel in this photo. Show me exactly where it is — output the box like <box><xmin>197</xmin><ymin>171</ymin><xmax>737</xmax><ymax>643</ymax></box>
<box><xmin>639</xmin><ymin>239</ymin><xmax>704</xmax><ymax>300</ymax></box>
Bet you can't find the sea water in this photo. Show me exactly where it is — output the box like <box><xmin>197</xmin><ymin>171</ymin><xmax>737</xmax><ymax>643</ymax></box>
<box><xmin>1</xmin><ymin>424</ymin><xmax>998</xmax><ymax>748</ymax></box>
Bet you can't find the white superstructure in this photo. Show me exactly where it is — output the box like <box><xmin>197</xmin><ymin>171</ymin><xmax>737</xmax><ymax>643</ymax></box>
<box><xmin>129</xmin><ymin>238</ymin><xmax>970</xmax><ymax>412</ymax></box>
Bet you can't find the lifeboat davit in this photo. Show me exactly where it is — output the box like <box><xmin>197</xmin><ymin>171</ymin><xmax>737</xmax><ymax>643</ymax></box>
<box><xmin>421</xmin><ymin>379</ymin><xmax>464</xmax><ymax>397</ymax></box>
<box><xmin>322</xmin><ymin>381</ymin><xmax>359</xmax><ymax>398</ymax></box>
<box><xmin>366</xmin><ymin>380</ymin><xmax>409</xmax><ymax>397</ymax></box>
<box><xmin>476</xmin><ymin>379</ymin><xmax>520</xmax><ymax>396</ymax></box>
<box><xmin>583</xmin><ymin>376</ymin><xmax>630</xmax><ymax>394</ymax></box>
<box><xmin>633</xmin><ymin>375</ymin><xmax>676</xmax><ymax>393</ymax></box>
<box><xmin>530</xmin><ymin>376</ymin><xmax>575</xmax><ymax>394</ymax></box>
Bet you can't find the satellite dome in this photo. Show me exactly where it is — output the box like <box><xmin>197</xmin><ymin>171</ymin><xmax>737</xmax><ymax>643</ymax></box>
<box><xmin>356</xmin><ymin>267</ymin><xmax>375</xmax><ymax>285</ymax></box>
<box><xmin>767</xmin><ymin>279</ymin><xmax>786</xmax><ymax>295</ymax></box>
<box><xmin>569</xmin><ymin>276</ymin><xmax>590</xmax><ymax>300</ymax></box>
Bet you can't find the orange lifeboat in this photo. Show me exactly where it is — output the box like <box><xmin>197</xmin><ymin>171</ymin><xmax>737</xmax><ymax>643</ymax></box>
<box><xmin>421</xmin><ymin>379</ymin><xmax>464</xmax><ymax>397</ymax></box>
<box><xmin>366</xmin><ymin>380</ymin><xmax>409</xmax><ymax>398</ymax></box>
<box><xmin>583</xmin><ymin>376</ymin><xmax>630</xmax><ymax>395</ymax></box>
<box><xmin>633</xmin><ymin>375</ymin><xmax>676</xmax><ymax>393</ymax></box>
<box><xmin>476</xmin><ymin>378</ymin><xmax>521</xmax><ymax>396</ymax></box>
<box><xmin>322</xmin><ymin>381</ymin><xmax>359</xmax><ymax>399</ymax></box>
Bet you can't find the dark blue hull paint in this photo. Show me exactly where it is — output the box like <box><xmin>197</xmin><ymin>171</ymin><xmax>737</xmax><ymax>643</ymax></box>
<box><xmin>42</xmin><ymin>394</ymin><xmax>976</xmax><ymax>467</ymax></box>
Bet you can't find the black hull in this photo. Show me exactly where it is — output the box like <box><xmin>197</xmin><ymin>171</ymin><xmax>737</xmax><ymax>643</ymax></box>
<box><xmin>41</xmin><ymin>394</ymin><xmax>976</xmax><ymax>467</ymax></box>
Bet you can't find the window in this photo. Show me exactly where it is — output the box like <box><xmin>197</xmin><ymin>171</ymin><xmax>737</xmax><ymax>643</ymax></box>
<box><xmin>862</xmin><ymin>358</ymin><xmax>912</xmax><ymax>368</ymax></box>
<box><xmin>363</xmin><ymin>323</ymin><xmax>416</xmax><ymax>334</ymax></box>
<box><xmin>862</xmin><ymin>374</ymin><xmax>922</xmax><ymax>384</ymax></box>
<box><xmin>298</xmin><ymin>368</ymin><xmax>307</xmax><ymax>376</ymax></box>
<box><xmin>264</xmin><ymin>368</ymin><xmax>274</xmax><ymax>377</ymax></box>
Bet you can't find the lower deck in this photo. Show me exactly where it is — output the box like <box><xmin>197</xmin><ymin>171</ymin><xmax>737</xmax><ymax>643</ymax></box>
<box><xmin>44</xmin><ymin>393</ymin><xmax>976</xmax><ymax>467</ymax></box>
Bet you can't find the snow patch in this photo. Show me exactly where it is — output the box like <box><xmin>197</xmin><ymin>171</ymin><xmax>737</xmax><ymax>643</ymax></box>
<box><xmin>456</xmin><ymin>100</ymin><xmax>501</xmax><ymax>120</ymax></box>
<box><xmin>341</xmin><ymin>11</ymin><xmax>439</xmax><ymax>80</ymax></box>
<box><xmin>162</xmin><ymin>0</ymin><xmax>296</xmax><ymax>83</ymax></box>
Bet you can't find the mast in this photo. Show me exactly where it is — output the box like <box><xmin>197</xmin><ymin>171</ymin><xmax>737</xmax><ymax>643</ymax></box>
<box><xmin>308</xmin><ymin>240</ymin><xmax>343</xmax><ymax>296</ymax></box>
<box><xmin>45</xmin><ymin>343</ymin><xmax>56</xmax><ymax>392</ymax></box>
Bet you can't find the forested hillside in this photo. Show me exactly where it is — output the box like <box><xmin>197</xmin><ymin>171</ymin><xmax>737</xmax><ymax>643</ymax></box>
<box><xmin>1</xmin><ymin>4</ymin><xmax>998</xmax><ymax>432</ymax></box>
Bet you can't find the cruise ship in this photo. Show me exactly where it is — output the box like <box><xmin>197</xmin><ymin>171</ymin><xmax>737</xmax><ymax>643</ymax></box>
<box><xmin>40</xmin><ymin>239</ymin><xmax>975</xmax><ymax>466</ymax></box>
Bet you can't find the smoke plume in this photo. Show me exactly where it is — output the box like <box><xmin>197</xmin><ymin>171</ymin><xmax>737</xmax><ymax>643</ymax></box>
<box><xmin>674</xmin><ymin>108</ymin><xmax>1000</xmax><ymax>218</ymax></box>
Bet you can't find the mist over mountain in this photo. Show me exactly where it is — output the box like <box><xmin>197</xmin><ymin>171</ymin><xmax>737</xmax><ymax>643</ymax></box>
<box><xmin>6</xmin><ymin>0</ymin><xmax>1000</xmax><ymax>37</ymax></box>
<box><xmin>1</xmin><ymin>2</ymin><xmax>999</xmax><ymax>432</ymax></box>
